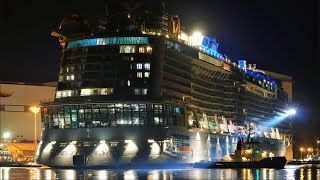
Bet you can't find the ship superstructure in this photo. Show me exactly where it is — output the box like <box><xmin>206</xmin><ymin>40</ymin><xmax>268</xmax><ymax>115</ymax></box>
<box><xmin>37</xmin><ymin>0</ymin><xmax>294</xmax><ymax>167</ymax></box>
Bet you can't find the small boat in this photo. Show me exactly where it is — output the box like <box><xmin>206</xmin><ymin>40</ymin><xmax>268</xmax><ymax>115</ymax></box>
<box><xmin>0</xmin><ymin>149</ymin><xmax>15</xmax><ymax>162</ymax></box>
<box><xmin>211</xmin><ymin>157</ymin><xmax>287</xmax><ymax>169</ymax></box>
<box><xmin>0</xmin><ymin>149</ymin><xmax>42</xmax><ymax>167</ymax></box>
<box><xmin>193</xmin><ymin>128</ymin><xmax>287</xmax><ymax>169</ymax></box>
<box><xmin>193</xmin><ymin>143</ymin><xmax>287</xmax><ymax>169</ymax></box>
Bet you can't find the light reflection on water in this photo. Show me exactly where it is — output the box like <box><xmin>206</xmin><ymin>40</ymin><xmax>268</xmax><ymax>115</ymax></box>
<box><xmin>0</xmin><ymin>165</ymin><xmax>319</xmax><ymax>179</ymax></box>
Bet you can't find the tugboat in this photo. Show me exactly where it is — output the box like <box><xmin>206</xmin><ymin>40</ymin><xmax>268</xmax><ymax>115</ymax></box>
<box><xmin>193</xmin><ymin>124</ymin><xmax>287</xmax><ymax>169</ymax></box>
<box><xmin>0</xmin><ymin>147</ymin><xmax>42</xmax><ymax>167</ymax></box>
<box><xmin>0</xmin><ymin>148</ymin><xmax>20</xmax><ymax>166</ymax></box>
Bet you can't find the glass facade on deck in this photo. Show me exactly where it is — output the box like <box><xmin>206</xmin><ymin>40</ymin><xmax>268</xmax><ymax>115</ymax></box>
<box><xmin>67</xmin><ymin>37</ymin><xmax>149</xmax><ymax>49</ymax></box>
<box><xmin>41</xmin><ymin>103</ymin><xmax>185</xmax><ymax>129</ymax></box>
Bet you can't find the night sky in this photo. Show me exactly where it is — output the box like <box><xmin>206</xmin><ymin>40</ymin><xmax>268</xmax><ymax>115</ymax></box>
<box><xmin>1</xmin><ymin>0</ymin><xmax>319</xmax><ymax>157</ymax></box>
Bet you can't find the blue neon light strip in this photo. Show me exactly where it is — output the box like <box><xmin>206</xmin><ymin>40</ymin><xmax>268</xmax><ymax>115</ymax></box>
<box><xmin>201</xmin><ymin>36</ymin><xmax>210</xmax><ymax>48</ymax></box>
<box><xmin>246</xmin><ymin>69</ymin><xmax>276</xmax><ymax>86</ymax></box>
<box><xmin>202</xmin><ymin>47</ymin><xmax>225</xmax><ymax>61</ymax></box>
<box><xmin>199</xmin><ymin>36</ymin><xmax>276</xmax><ymax>88</ymax></box>
<box><xmin>199</xmin><ymin>36</ymin><xmax>224</xmax><ymax>60</ymax></box>
<box><xmin>67</xmin><ymin>37</ymin><xmax>149</xmax><ymax>49</ymax></box>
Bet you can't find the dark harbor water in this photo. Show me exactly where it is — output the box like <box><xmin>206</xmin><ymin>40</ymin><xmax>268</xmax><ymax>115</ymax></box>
<box><xmin>0</xmin><ymin>164</ymin><xmax>319</xmax><ymax>179</ymax></box>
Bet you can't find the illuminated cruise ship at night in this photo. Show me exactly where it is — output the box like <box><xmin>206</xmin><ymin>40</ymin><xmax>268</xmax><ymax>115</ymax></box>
<box><xmin>36</xmin><ymin>0</ymin><xmax>294</xmax><ymax>167</ymax></box>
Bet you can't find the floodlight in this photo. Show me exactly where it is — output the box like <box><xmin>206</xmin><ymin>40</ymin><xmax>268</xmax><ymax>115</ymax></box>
<box><xmin>286</xmin><ymin>109</ymin><xmax>296</xmax><ymax>115</ymax></box>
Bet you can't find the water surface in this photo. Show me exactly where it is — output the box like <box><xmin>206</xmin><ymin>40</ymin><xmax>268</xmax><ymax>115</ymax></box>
<box><xmin>1</xmin><ymin>164</ymin><xmax>319</xmax><ymax>179</ymax></box>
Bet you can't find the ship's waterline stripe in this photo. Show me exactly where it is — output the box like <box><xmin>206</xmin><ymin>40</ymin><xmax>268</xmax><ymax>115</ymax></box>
<box><xmin>67</xmin><ymin>37</ymin><xmax>149</xmax><ymax>48</ymax></box>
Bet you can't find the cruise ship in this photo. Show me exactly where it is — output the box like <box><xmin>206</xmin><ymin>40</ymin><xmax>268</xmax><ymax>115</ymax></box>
<box><xmin>36</xmin><ymin>0</ymin><xmax>294</xmax><ymax>167</ymax></box>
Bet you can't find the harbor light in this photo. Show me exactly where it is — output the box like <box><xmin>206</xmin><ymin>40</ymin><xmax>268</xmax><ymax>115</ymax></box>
<box><xmin>30</xmin><ymin>105</ymin><xmax>40</xmax><ymax>153</ymax></box>
<box><xmin>264</xmin><ymin>107</ymin><xmax>297</xmax><ymax>127</ymax></box>
<box><xmin>190</xmin><ymin>32</ymin><xmax>204</xmax><ymax>46</ymax></box>
<box><xmin>95</xmin><ymin>141</ymin><xmax>109</xmax><ymax>153</ymax></box>
<box><xmin>3</xmin><ymin>132</ymin><xmax>11</xmax><ymax>144</ymax></box>
<box><xmin>300</xmin><ymin>147</ymin><xmax>304</xmax><ymax>160</ymax></box>
<box><xmin>150</xmin><ymin>142</ymin><xmax>161</xmax><ymax>155</ymax></box>
<box><xmin>3</xmin><ymin>132</ymin><xmax>10</xmax><ymax>139</ymax></box>
<box><xmin>286</xmin><ymin>108</ymin><xmax>296</xmax><ymax>115</ymax></box>
<box><xmin>43</xmin><ymin>142</ymin><xmax>54</xmax><ymax>153</ymax></box>
<box><xmin>262</xmin><ymin>151</ymin><xmax>268</xmax><ymax>158</ymax></box>
<box><xmin>124</xmin><ymin>140</ymin><xmax>138</xmax><ymax>156</ymax></box>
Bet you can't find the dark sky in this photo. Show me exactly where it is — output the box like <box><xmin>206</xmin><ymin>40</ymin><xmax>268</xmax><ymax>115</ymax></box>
<box><xmin>1</xmin><ymin>0</ymin><xmax>319</xmax><ymax>157</ymax></box>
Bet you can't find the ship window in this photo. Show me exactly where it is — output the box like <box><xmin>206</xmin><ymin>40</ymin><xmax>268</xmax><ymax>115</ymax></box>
<box><xmin>100</xmin><ymin>88</ymin><xmax>113</xmax><ymax>95</ymax></box>
<box><xmin>56</xmin><ymin>91</ymin><xmax>61</xmax><ymax>98</ymax></box>
<box><xmin>81</xmin><ymin>89</ymin><xmax>92</xmax><ymax>96</ymax></box>
<box><xmin>137</xmin><ymin>72</ymin><xmax>143</xmax><ymax>78</ymax></box>
<box><xmin>139</xmin><ymin>47</ymin><xmax>145</xmax><ymax>53</ymax></box>
<box><xmin>136</xmin><ymin>63</ymin><xmax>143</xmax><ymax>70</ymax></box>
<box><xmin>58</xmin><ymin>113</ymin><xmax>65</xmax><ymax>129</ymax></box>
<box><xmin>120</xmin><ymin>46</ymin><xmax>136</xmax><ymax>53</ymax></box>
<box><xmin>133</xmin><ymin>117</ymin><xmax>139</xmax><ymax>126</ymax></box>
<box><xmin>56</xmin><ymin>90</ymin><xmax>73</xmax><ymax>98</ymax></box>
<box><xmin>67</xmin><ymin>91</ymin><xmax>72</xmax><ymax>97</ymax></box>
<box><xmin>144</xmin><ymin>72</ymin><xmax>150</xmax><ymax>78</ymax></box>
<box><xmin>71</xmin><ymin>107</ymin><xmax>78</xmax><ymax>128</ymax></box>
<box><xmin>134</xmin><ymin>89</ymin><xmax>141</xmax><ymax>95</ymax></box>
<box><xmin>142</xmin><ymin>89</ymin><xmax>148</xmax><ymax>95</ymax></box>
<box><xmin>79</xmin><ymin>122</ymin><xmax>85</xmax><ymax>128</ymax></box>
<box><xmin>53</xmin><ymin>114</ymin><xmax>59</xmax><ymax>129</ymax></box>
<box><xmin>62</xmin><ymin>91</ymin><xmax>67</xmax><ymax>97</ymax></box>
<box><xmin>132</xmin><ymin>104</ymin><xmax>139</xmax><ymax>111</ymax></box>
<box><xmin>174</xmin><ymin>107</ymin><xmax>181</xmax><ymax>114</ymax></box>
<box><xmin>81</xmin><ymin>88</ymin><xmax>113</xmax><ymax>96</ymax></box>
<box><xmin>93</xmin><ymin>89</ymin><xmax>99</xmax><ymax>95</ymax></box>
<box><xmin>144</xmin><ymin>63</ymin><xmax>150</xmax><ymax>70</ymax></box>
<box><xmin>92</xmin><ymin>121</ymin><xmax>101</xmax><ymax>127</ymax></box>
<box><xmin>59</xmin><ymin>75</ymin><xmax>63</xmax><ymax>82</ymax></box>
<box><xmin>154</xmin><ymin>117</ymin><xmax>160</xmax><ymax>125</ymax></box>
<box><xmin>146</xmin><ymin>46</ymin><xmax>152</xmax><ymax>53</ymax></box>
